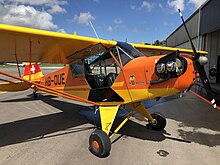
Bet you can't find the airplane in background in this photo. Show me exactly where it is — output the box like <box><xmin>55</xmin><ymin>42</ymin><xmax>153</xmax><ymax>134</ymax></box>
<box><xmin>2</xmin><ymin>62</ymin><xmax>41</xmax><ymax>67</ymax></box>
<box><xmin>0</xmin><ymin>20</ymin><xmax>216</xmax><ymax>157</ymax></box>
<box><xmin>3</xmin><ymin>62</ymin><xmax>25</xmax><ymax>67</ymax></box>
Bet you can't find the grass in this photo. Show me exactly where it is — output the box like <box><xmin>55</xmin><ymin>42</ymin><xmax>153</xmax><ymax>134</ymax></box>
<box><xmin>0</xmin><ymin>65</ymin><xmax>17</xmax><ymax>69</ymax></box>
<box><xmin>40</xmin><ymin>63</ymin><xmax>66</xmax><ymax>67</ymax></box>
<box><xmin>0</xmin><ymin>63</ymin><xmax>66</xmax><ymax>69</ymax></box>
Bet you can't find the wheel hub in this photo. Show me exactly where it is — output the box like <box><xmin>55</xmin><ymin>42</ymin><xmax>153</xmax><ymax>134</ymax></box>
<box><xmin>93</xmin><ymin>140</ymin><xmax>100</xmax><ymax>150</ymax></box>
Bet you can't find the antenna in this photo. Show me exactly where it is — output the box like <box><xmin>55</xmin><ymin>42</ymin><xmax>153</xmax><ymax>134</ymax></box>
<box><xmin>89</xmin><ymin>21</ymin><xmax>99</xmax><ymax>39</ymax></box>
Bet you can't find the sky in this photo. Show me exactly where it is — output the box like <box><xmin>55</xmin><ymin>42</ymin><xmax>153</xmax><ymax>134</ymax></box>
<box><xmin>0</xmin><ymin>0</ymin><xmax>208</xmax><ymax>44</ymax></box>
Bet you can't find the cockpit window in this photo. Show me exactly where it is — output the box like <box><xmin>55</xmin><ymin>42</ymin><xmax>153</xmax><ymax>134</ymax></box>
<box><xmin>117</xmin><ymin>42</ymin><xmax>144</xmax><ymax>58</ymax></box>
<box><xmin>70</xmin><ymin>60</ymin><xmax>84</xmax><ymax>77</ymax></box>
<box><xmin>116</xmin><ymin>47</ymin><xmax>132</xmax><ymax>66</ymax></box>
<box><xmin>84</xmin><ymin>49</ymin><xmax>121</xmax><ymax>89</ymax></box>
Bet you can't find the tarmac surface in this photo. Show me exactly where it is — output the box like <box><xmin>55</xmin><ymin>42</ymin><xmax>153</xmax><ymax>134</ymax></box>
<box><xmin>0</xmin><ymin>68</ymin><xmax>220</xmax><ymax>165</ymax></box>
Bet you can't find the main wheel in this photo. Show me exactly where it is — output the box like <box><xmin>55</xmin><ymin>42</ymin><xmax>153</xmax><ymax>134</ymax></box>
<box><xmin>33</xmin><ymin>90</ymin><xmax>37</xmax><ymax>99</ymax></box>
<box><xmin>89</xmin><ymin>129</ymin><xmax>111</xmax><ymax>158</ymax></box>
<box><xmin>148</xmin><ymin>112</ymin><xmax>166</xmax><ymax>131</ymax></box>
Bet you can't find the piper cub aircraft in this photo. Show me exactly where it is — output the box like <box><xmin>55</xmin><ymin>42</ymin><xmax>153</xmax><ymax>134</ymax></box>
<box><xmin>0</xmin><ymin>23</ymin><xmax>216</xmax><ymax>157</ymax></box>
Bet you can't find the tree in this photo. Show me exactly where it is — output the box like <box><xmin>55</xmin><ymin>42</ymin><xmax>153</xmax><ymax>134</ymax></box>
<box><xmin>153</xmin><ymin>40</ymin><xmax>166</xmax><ymax>46</ymax></box>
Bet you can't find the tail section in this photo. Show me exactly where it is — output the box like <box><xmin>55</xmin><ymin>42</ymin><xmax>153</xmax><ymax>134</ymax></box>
<box><xmin>0</xmin><ymin>63</ymin><xmax>43</xmax><ymax>92</ymax></box>
<box><xmin>23</xmin><ymin>63</ymin><xmax>44</xmax><ymax>81</ymax></box>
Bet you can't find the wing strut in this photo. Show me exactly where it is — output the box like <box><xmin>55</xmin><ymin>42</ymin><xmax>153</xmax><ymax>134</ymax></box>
<box><xmin>14</xmin><ymin>40</ymin><xmax>22</xmax><ymax>78</ymax></box>
<box><xmin>0</xmin><ymin>70</ymin><xmax>99</xmax><ymax>106</ymax></box>
<box><xmin>29</xmin><ymin>41</ymin><xmax>32</xmax><ymax>80</ymax></box>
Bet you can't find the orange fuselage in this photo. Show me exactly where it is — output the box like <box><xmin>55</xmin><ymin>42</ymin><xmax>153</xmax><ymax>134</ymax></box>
<box><xmin>40</xmin><ymin>54</ymin><xmax>196</xmax><ymax>105</ymax></box>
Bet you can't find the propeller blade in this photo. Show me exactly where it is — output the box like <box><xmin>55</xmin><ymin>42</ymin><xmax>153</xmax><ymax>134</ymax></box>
<box><xmin>194</xmin><ymin>54</ymin><xmax>217</xmax><ymax>108</ymax></box>
<box><xmin>176</xmin><ymin>5</ymin><xmax>216</xmax><ymax>108</ymax></box>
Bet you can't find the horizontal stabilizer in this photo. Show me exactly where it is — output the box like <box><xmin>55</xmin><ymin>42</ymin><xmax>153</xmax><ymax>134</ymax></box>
<box><xmin>0</xmin><ymin>81</ymin><xmax>31</xmax><ymax>92</ymax></box>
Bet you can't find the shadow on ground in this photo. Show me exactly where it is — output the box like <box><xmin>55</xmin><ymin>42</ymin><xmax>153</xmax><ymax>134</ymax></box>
<box><xmin>0</xmin><ymin>92</ymin><xmax>219</xmax><ymax>148</ymax></box>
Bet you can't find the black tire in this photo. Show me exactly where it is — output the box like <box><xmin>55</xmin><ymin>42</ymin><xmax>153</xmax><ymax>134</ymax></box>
<box><xmin>33</xmin><ymin>90</ymin><xmax>37</xmax><ymax>99</ymax></box>
<box><xmin>33</xmin><ymin>94</ymin><xmax>37</xmax><ymax>98</ymax></box>
<box><xmin>89</xmin><ymin>129</ymin><xmax>111</xmax><ymax>158</ymax></box>
<box><xmin>149</xmin><ymin>112</ymin><xmax>166</xmax><ymax>131</ymax></box>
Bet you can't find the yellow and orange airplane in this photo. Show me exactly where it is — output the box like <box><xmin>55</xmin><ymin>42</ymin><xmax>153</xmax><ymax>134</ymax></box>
<box><xmin>0</xmin><ymin>23</ymin><xmax>216</xmax><ymax>157</ymax></box>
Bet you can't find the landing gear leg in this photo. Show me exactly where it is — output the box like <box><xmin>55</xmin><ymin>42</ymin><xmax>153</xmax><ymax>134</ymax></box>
<box><xmin>126</xmin><ymin>102</ymin><xmax>166</xmax><ymax>131</ymax></box>
<box><xmin>89</xmin><ymin>105</ymin><xmax>123</xmax><ymax>157</ymax></box>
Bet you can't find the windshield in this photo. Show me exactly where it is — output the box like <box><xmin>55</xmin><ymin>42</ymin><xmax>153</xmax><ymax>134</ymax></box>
<box><xmin>117</xmin><ymin>42</ymin><xmax>144</xmax><ymax>58</ymax></box>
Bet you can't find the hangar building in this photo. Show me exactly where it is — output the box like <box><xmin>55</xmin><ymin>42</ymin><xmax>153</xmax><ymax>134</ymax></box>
<box><xmin>166</xmin><ymin>0</ymin><xmax>220</xmax><ymax>84</ymax></box>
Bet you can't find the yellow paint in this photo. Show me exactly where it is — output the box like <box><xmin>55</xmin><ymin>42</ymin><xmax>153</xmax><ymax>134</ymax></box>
<box><xmin>112</xmin><ymin>89</ymin><xmax>131</xmax><ymax>103</ymax></box>
<box><xmin>112</xmin><ymin>81</ymin><xmax>124</xmax><ymax>87</ymax></box>
<box><xmin>132</xmin><ymin>114</ymin><xmax>148</xmax><ymax>122</ymax></box>
<box><xmin>126</xmin><ymin>102</ymin><xmax>155</xmax><ymax>123</ymax></box>
<box><xmin>23</xmin><ymin>72</ymin><xmax>44</xmax><ymax>81</ymax></box>
<box><xmin>52</xmin><ymin>87</ymin><xmax>179</xmax><ymax>106</ymax></box>
<box><xmin>0</xmin><ymin>24</ymin><xmax>117</xmax><ymax>64</ymax></box>
<box><xmin>55</xmin><ymin>85</ymin><xmax>90</xmax><ymax>90</ymax></box>
<box><xmin>63</xmin><ymin>89</ymin><xmax>90</xmax><ymax>100</ymax></box>
<box><xmin>99</xmin><ymin>105</ymin><xmax>119</xmax><ymax>135</ymax></box>
<box><xmin>128</xmin><ymin>88</ymin><xmax>180</xmax><ymax>102</ymax></box>
<box><xmin>131</xmin><ymin>43</ymin><xmax>208</xmax><ymax>55</ymax></box>
<box><xmin>0</xmin><ymin>92</ymin><xmax>7</xmax><ymax>94</ymax></box>
<box><xmin>93</xmin><ymin>87</ymin><xmax>180</xmax><ymax>106</ymax></box>
<box><xmin>129</xmin><ymin>89</ymin><xmax>148</xmax><ymax>102</ymax></box>
<box><xmin>147</xmin><ymin>88</ymin><xmax>180</xmax><ymax>99</ymax></box>
<box><xmin>98</xmin><ymin>101</ymin><xmax>124</xmax><ymax>106</ymax></box>
<box><xmin>110</xmin><ymin>115</ymin><xmax>131</xmax><ymax>138</ymax></box>
<box><xmin>0</xmin><ymin>23</ymin><xmax>207</xmax><ymax>65</ymax></box>
<box><xmin>0</xmin><ymin>81</ymin><xmax>31</xmax><ymax>92</ymax></box>
<box><xmin>23</xmin><ymin>62</ymin><xmax>37</xmax><ymax>65</ymax></box>
<box><xmin>0</xmin><ymin>24</ymin><xmax>113</xmax><ymax>43</ymax></box>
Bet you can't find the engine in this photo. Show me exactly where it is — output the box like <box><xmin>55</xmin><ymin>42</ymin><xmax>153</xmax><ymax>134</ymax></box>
<box><xmin>151</xmin><ymin>51</ymin><xmax>187</xmax><ymax>85</ymax></box>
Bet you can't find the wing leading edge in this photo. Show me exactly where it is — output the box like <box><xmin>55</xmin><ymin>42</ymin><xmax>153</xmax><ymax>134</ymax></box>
<box><xmin>131</xmin><ymin>43</ymin><xmax>208</xmax><ymax>56</ymax></box>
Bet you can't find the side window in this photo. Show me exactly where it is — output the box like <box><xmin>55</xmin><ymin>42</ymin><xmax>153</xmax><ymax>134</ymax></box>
<box><xmin>108</xmin><ymin>48</ymin><xmax>122</xmax><ymax>73</ymax></box>
<box><xmin>84</xmin><ymin>50</ymin><xmax>121</xmax><ymax>88</ymax></box>
<box><xmin>118</xmin><ymin>49</ymin><xmax>132</xmax><ymax>66</ymax></box>
<box><xmin>113</xmin><ymin>46</ymin><xmax>132</xmax><ymax>66</ymax></box>
<box><xmin>70</xmin><ymin>61</ymin><xmax>84</xmax><ymax>77</ymax></box>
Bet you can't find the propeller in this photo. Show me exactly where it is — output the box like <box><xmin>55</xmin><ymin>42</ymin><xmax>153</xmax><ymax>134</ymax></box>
<box><xmin>176</xmin><ymin>5</ymin><xmax>216</xmax><ymax>108</ymax></box>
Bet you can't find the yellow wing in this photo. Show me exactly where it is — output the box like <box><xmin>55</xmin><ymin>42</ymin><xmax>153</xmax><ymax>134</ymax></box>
<box><xmin>0</xmin><ymin>24</ymin><xmax>207</xmax><ymax>64</ymax></box>
<box><xmin>131</xmin><ymin>43</ymin><xmax>208</xmax><ymax>56</ymax></box>
<box><xmin>0</xmin><ymin>24</ymin><xmax>117</xmax><ymax>64</ymax></box>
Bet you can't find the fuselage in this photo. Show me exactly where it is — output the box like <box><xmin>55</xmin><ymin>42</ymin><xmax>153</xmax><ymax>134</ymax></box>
<box><xmin>40</xmin><ymin>48</ymin><xmax>196</xmax><ymax>106</ymax></box>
